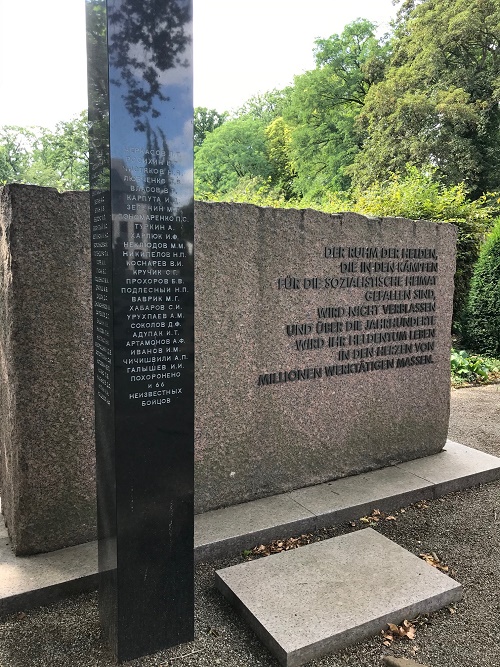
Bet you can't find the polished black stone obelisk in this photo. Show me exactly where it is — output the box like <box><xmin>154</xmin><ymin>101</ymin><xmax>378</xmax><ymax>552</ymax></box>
<box><xmin>86</xmin><ymin>0</ymin><xmax>194</xmax><ymax>661</ymax></box>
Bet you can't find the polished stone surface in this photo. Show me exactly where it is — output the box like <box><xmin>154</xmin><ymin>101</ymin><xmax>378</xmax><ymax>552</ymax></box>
<box><xmin>215</xmin><ymin>529</ymin><xmax>462</xmax><ymax>667</ymax></box>
<box><xmin>195</xmin><ymin>204</ymin><xmax>457</xmax><ymax>512</ymax></box>
<box><xmin>86</xmin><ymin>0</ymin><xmax>194</xmax><ymax>660</ymax></box>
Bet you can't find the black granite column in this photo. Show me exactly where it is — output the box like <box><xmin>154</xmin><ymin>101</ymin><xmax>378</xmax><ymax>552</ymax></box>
<box><xmin>86</xmin><ymin>0</ymin><xmax>194</xmax><ymax>661</ymax></box>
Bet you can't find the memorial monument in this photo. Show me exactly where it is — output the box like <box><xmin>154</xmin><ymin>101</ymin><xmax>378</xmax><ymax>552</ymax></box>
<box><xmin>86</xmin><ymin>0</ymin><xmax>194</xmax><ymax>660</ymax></box>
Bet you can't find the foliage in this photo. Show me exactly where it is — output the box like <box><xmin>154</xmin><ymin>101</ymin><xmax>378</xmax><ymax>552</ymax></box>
<box><xmin>0</xmin><ymin>126</ymin><xmax>36</xmax><ymax>185</ymax></box>
<box><xmin>235</xmin><ymin>88</ymin><xmax>292</xmax><ymax>123</ymax></box>
<box><xmin>462</xmin><ymin>218</ymin><xmax>500</xmax><ymax>356</ymax></box>
<box><xmin>450</xmin><ymin>348</ymin><xmax>500</xmax><ymax>386</ymax></box>
<box><xmin>194</xmin><ymin>117</ymin><xmax>272</xmax><ymax>199</ymax></box>
<box><xmin>284</xmin><ymin>19</ymin><xmax>390</xmax><ymax>197</ymax></box>
<box><xmin>265</xmin><ymin>117</ymin><xmax>296</xmax><ymax>200</ymax></box>
<box><xmin>324</xmin><ymin>166</ymin><xmax>496</xmax><ymax>323</ymax></box>
<box><xmin>194</xmin><ymin>107</ymin><xmax>227</xmax><ymax>147</ymax></box>
<box><xmin>0</xmin><ymin>112</ymin><xmax>89</xmax><ymax>191</ymax></box>
<box><xmin>352</xmin><ymin>0</ymin><xmax>500</xmax><ymax>197</ymax></box>
<box><xmin>202</xmin><ymin>175</ymin><xmax>291</xmax><ymax>208</ymax></box>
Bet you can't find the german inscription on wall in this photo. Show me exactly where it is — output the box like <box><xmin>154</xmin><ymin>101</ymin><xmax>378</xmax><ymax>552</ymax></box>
<box><xmin>259</xmin><ymin>245</ymin><xmax>439</xmax><ymax>385</ymax></box>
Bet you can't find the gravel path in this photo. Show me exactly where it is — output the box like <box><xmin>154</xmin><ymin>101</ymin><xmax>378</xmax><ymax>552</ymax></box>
<box><xmin>0</xmin><ymin>385</ymin><xmax>499</xmax><ymax>667</ymax></box>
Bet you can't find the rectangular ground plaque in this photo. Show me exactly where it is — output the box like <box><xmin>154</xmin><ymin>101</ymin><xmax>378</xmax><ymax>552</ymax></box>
<box><xmin>86</xmin><ymin>0</ymin><xmax>194</xmax><ymax>661</ymax></box>
<box><xmin>216</xmin><ymin>529</ymin><xmax>462</xmax><ymax>667</ymax></box>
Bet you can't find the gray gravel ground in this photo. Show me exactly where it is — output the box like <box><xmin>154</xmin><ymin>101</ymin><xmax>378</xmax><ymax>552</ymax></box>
<box><xmin>0</xmin><ymin>384</ymin><xmax>499</xmax><ymax>667</ymax></box>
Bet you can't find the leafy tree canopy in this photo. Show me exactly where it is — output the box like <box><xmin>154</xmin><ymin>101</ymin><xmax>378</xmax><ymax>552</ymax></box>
<box><xmin>0</xmin><ymin>111</ymin><xmax>89</xmax><ymax>191</ymax></box>
<box><xmin>283</xmin><ymin>18</ymin><xmax>390</xmax><ymax>197</ymax></box>
<box><xmin>194</xmin><ymin>107</ymin><xmax>228</xmax><ymax>147</ymax></box>
<box><xmin>352</xmin><ymin>0</ymin><xmax>500</xmax><ymax>196</ymax></box>
<box><xmin>194</xmin><ymin>117</ymin><xmax>272</xmax><ymax>199</ymax></box>
<box><xmin>234</xmin><ymin>88</ymin><xmax>292</xmax><ymax>123</ymax></box>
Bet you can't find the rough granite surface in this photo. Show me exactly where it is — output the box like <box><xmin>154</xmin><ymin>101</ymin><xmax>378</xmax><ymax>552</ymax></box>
<box><xmin>0</xmin><ymin>192</ymin><xmax>457</xmax><ymax>552</ymax></box>
<box><xmin>194</xmin><ymin>203</ymin><xmax>456</xmax><ymax>512</ymax></box>
<box><xmin>0</xmin><ymin>185</ymin><xmax>95</xmax><ymax>555</ymax></box>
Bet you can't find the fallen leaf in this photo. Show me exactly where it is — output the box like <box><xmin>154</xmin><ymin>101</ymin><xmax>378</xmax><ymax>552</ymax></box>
<box><xmin>250</xmin><ymin>533</ymin><xmax>315</xmax><ymax>558</ymax></box>
<box><xmin>386</xmin><ymin>515</ymin><xmax>397</xmax><ymax>521</ymax></box>
<box><xmin>419</xmin><ymin>552</ymin><xmax>450</xmax><ymax>572</ymax></box>
<box><xmin>384</xmin><ymin>620</ymin><xmax>417</xmax><ymax>642</ymax></box>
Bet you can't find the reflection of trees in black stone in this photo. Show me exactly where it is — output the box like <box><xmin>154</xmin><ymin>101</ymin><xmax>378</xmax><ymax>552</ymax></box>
<box><xmin>86</xmin><ymin>0</ymin><xmax>110</xmax><ymax>191</ymax></box>
<box><xmin>108</xmin><ymin>0</ymin><xmax>192</xmax><ymax>131</ymax></box>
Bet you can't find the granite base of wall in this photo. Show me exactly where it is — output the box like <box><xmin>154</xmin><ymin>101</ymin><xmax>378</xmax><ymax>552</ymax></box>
<box><xmin>0</xmin><ymin>188</ymin><xmax>456</xmax><ymax>554</ymax></box>
<box><xmin>0</xmin><ymin>185</ymin><xmax>95</xmax><ymax>555</ymax></box>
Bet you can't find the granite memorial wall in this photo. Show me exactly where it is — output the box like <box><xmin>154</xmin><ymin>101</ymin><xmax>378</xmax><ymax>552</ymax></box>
<box><xmin>0</xmin><ymin>184</ymin><xmax>95</xmax><ymax>556</ymax></box>
<box><xmin>194</xmin><ymin>203</ymin><xmax>456</xmax><ymax>511</ymax></box>
<box><xmin>0</xmin><ymin>193</ymin><xmax>456</xmax><ymax>552</ymax></box>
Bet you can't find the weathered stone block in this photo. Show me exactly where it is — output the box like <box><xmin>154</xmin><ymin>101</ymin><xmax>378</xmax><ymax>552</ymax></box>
<box><xmin>195</xmin><ymin>203</ymin><xmax>456</xmax><ymax>512</ymax></box>
<box><xmin>215</xmin><ymin>529</ymin><xmax>462</xmax><ymax>667</ymax></box>
<box><xmin>0</xmin><ymin>193</ymin><xmax>456</xmax><ymax>553</ymax></box>
<box><xmin>0</xmin><ymin>184</ymin><xmax>95</xmax><ymax>555</ymax></box>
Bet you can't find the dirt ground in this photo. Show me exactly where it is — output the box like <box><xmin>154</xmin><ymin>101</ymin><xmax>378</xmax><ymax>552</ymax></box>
<box><xmin>448</xmin><ymin>383</ymin><xmax>500</xmax><ymax>455</ymax></box>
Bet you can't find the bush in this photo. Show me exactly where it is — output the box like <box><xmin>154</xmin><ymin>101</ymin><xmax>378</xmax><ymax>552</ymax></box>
<box><xmin>450</xmin><ymin>349</ymin><xmax>500</xmax><ymax>385</ymax></box>
<box><xmin>463</xmin><ymin>218</ymin><xmax>500</xmax><ymax>356</ymax></box>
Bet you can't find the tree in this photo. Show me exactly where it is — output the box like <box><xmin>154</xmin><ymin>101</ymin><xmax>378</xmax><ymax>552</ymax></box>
<box><xmin>352</xmin><ymin>0</ymin><xmax>500</xmax><ymax>197</ymax></box>
<box><xmin>283</xmin><ymin>19</ymin><xmax>390</xmax><ymax>199</ymax></box>
<box><xmin>0</xmin><ymin>112</ymin><xmax>89</xmax><ymax>191</ymax></box>
<box><xmin>194</xmin><ymin>117</ymin><xmax>272</xmax><ymax>199</ymax></box>
<box><xmin>194</xmin><ymin>107</ymin><xmax>227</xmax><ymax>147</ymax></box>
<box><xmin>463</xmin><ymin>218</ymin><xmax>500</xmax><ymax>355</ymax></box>
<box><xmin>235</xmin><ymin>88</ymin><xmax>292</xmax><ymax>123</ymax></box>
<box><xmin>0</xmin><ymin>126</ymin><xmax>35</xmax><ymax>184</ymax></box>
<box><xmin>265</xmin><ymin>117</ymin><xmax>296</xmax><ymax>200</ymax></box>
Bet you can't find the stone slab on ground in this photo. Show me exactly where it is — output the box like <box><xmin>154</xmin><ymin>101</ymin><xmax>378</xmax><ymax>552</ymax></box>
<box><xmin>0</xmin><ymin>440</ymin><xmax>497</xmax><ymax>615</ymax></box>
<box><xmin>395</xmin><ymin>439</ymin><xmax>500</xmax><ymax>494</ymax></box>
<box><xmin>0</xmin><ymin>520</ymin><xmax>97</xmax><ymax>615</ymax></box>
<box><xmin>215</xmin><ymin>529</ymin><xmax>462</xmax><ymax>667</ymax></box>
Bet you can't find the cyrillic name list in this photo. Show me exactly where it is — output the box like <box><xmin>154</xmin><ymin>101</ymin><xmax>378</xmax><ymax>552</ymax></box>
<box><xmin>92</xmin><ymin>191</ymin><xmax>113</xmax><ymax>404</ymax></box>
<box><xmin>119</xmin><ymin>147</ymin><xmax>188</xmax><ymax>406</ymax></box>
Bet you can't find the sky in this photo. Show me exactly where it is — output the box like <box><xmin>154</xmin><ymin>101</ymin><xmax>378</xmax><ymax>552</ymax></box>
<box><xmin>0</xmin><ymin>0</ymin><xmax>397</xmax><ymax>129</ymax></box>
